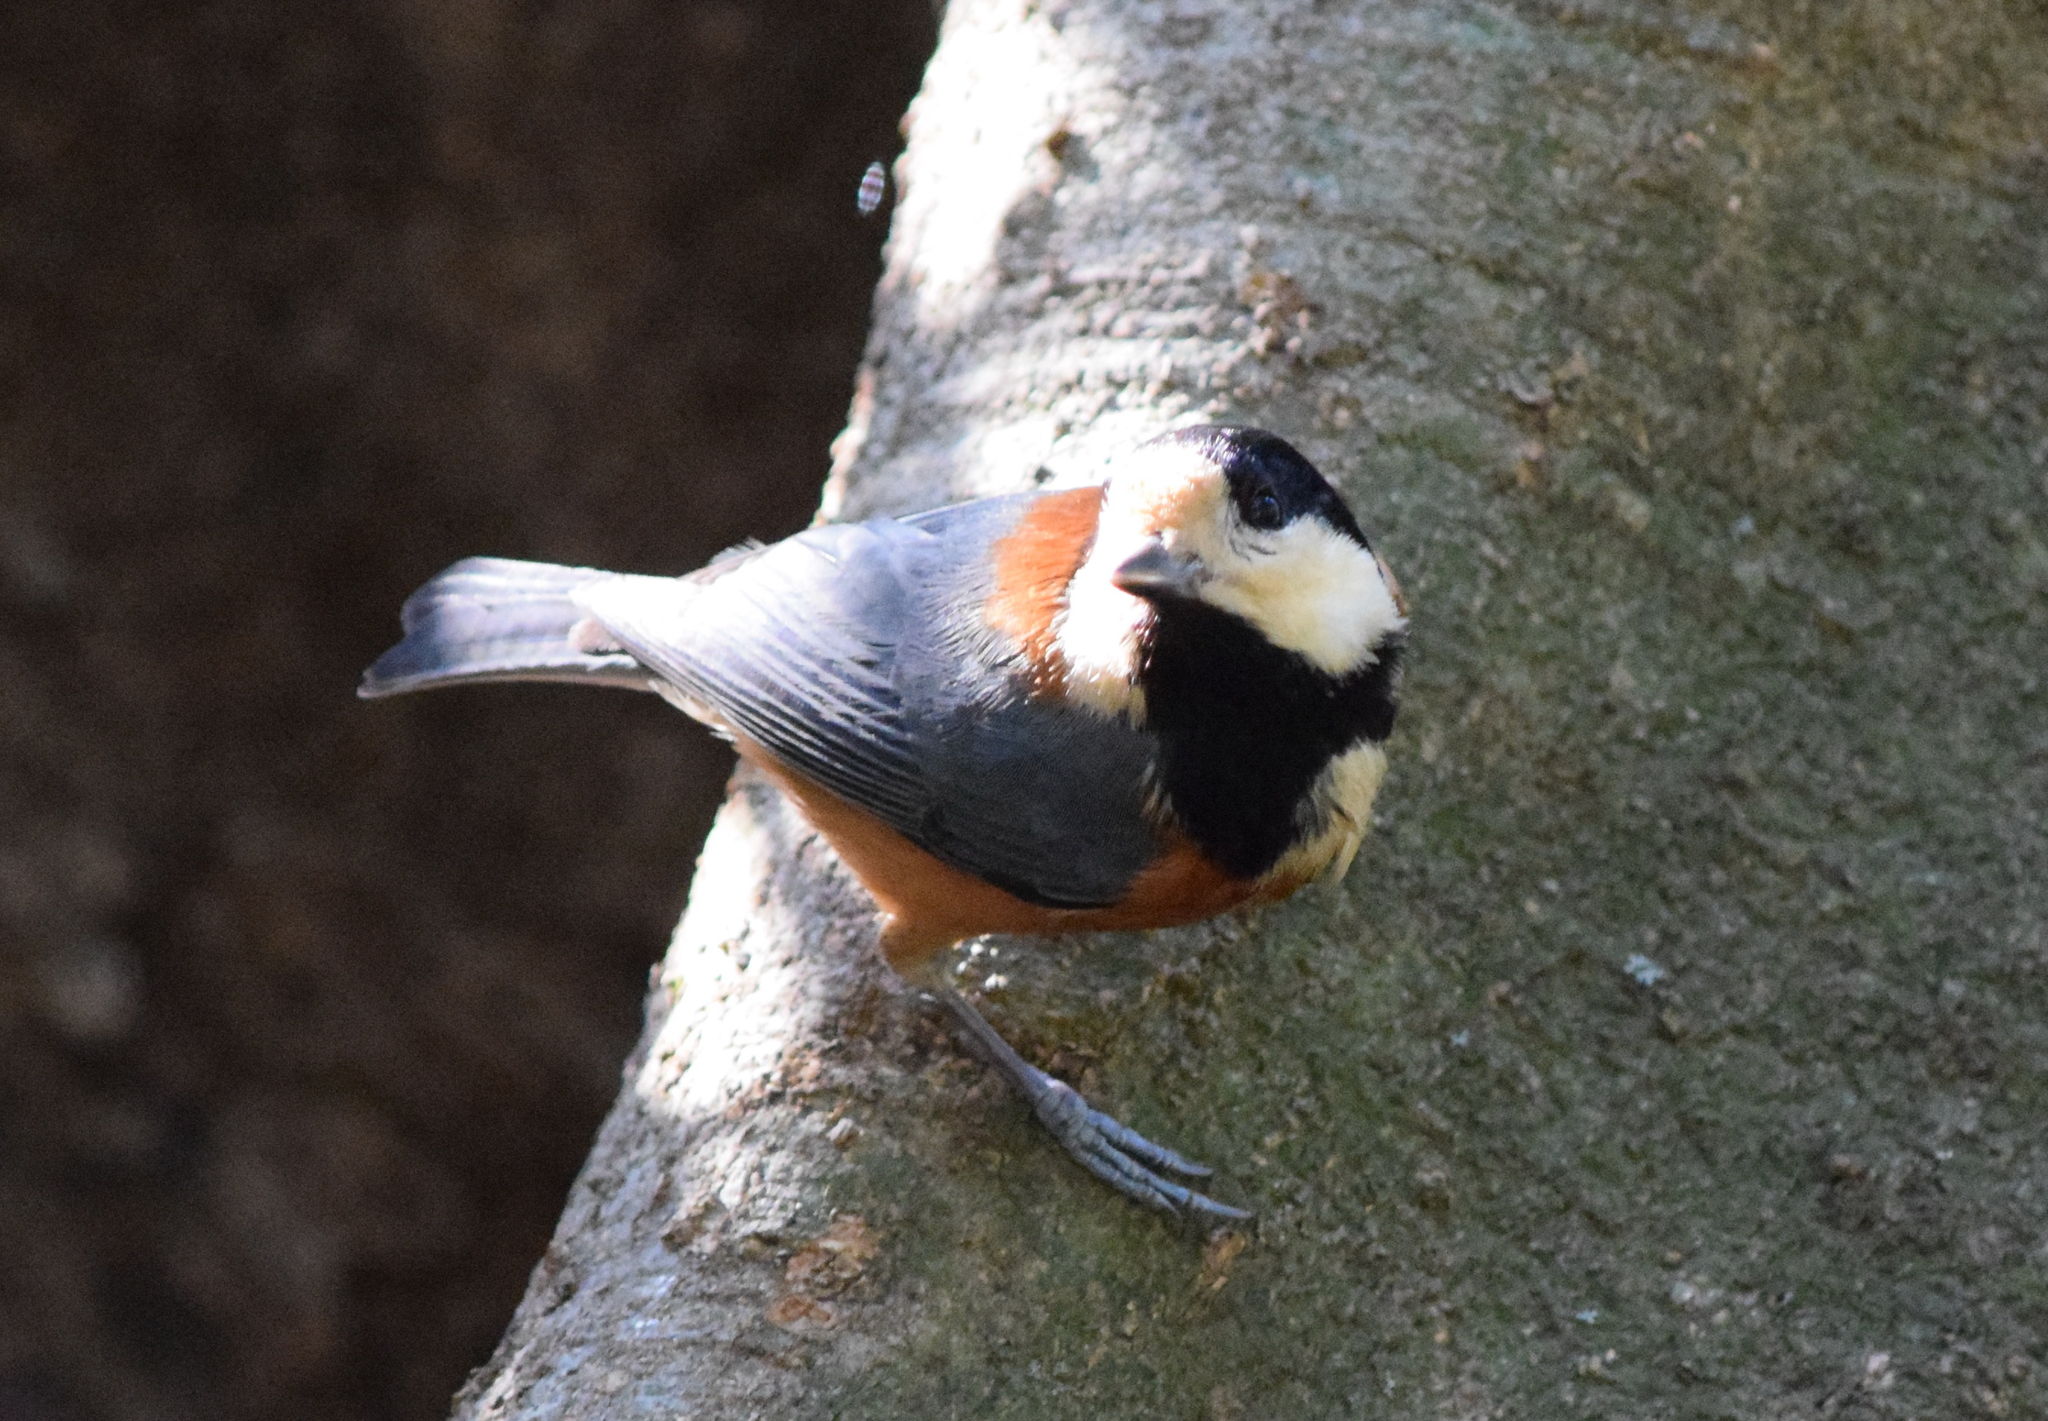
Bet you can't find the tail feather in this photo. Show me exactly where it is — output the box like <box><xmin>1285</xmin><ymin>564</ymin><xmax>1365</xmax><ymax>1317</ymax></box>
<box><xmin>359</xmin><ymin>556</ymin><xmax>654</xmax><ymax>698</ymax></box>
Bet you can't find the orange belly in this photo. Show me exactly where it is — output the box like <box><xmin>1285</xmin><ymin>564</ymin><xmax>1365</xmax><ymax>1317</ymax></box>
<box><xmin>737</xmin><ymin>738</ymin><xmax>1295</xmax><ymax>971</ymax></box>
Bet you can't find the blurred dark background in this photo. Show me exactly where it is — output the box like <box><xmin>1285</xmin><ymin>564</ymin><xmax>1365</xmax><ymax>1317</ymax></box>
<box><xmin>0</xmin><ymin>2</ymin><xmax>935</xmax><ymax>1417</ymax></box>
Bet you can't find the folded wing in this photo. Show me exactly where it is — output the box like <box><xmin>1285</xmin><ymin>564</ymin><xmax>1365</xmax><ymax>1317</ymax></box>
<box><xmin>577</xmin><ymin>497</ymin><xmax>1158</xmax><ymax>910</ymax></box>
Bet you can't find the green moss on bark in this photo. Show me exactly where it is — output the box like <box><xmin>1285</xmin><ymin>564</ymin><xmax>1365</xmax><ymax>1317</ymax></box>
<box><xmin>829</xmin><ymin>2</ymin><xmax>2048</xmax><ymax>1417</ymax></box>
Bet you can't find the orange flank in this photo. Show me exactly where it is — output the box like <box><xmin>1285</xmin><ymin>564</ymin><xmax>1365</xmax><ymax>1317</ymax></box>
<box><xmin>981</xmin><ymin>486</ymin><xmax>1105</xmax><ymax>699</ymax></box>
<box><xmin>732</xmin><ymin>730</ymin><xmax>1279</xmax><ymax>972</ymax></box>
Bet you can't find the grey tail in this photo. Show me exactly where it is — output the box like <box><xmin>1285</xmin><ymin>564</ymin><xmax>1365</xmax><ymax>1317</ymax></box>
<box><xmin>358</xmin><ymin>557</ymin><xmax>654</xmax><ymax>699</ymax></box>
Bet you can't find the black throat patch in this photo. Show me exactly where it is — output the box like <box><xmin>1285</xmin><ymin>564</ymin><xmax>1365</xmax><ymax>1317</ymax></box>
<box><xmin>1138</xmin><ymin>600</ymin><xmax>1401</xmax><ymax>881</ymax></box>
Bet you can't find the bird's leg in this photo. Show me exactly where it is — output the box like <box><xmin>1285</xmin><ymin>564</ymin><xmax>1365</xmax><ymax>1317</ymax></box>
<box><xmin>929</xmin><ymin>983</ymin><xmax>1251</xmax><ymax>1223</ymax></box>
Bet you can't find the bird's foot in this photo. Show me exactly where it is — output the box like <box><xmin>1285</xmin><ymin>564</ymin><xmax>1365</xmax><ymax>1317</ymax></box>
<box><xmin>932</xmin><ymin>986</ymin><xmax>1251</xmax><ymax>1223</ymax></box>
<box><xmin>1019</xmin><ymin>1061</ymin><xmax>1252</xmax><ymax>1222</ymax></box>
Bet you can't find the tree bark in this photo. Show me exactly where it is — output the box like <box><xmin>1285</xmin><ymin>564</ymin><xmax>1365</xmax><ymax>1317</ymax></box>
<box><xmin>455</xmin><ymin>1</ymin><xmax>2048</xmax><ymax>1416</ymax></box>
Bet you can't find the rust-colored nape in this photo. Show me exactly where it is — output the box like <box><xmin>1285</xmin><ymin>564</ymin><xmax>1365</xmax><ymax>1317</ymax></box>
<box><xmin>981</xmin><ymin>486</ymin><xmax>1105</xmax><ymax>697</ymax></box>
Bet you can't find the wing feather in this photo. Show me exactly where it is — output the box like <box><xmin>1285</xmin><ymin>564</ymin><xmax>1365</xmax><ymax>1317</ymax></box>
<box><xmin>577</xmin><ymin>498</ymin><xmax>1157</xmax><ymax>909</ymax></box>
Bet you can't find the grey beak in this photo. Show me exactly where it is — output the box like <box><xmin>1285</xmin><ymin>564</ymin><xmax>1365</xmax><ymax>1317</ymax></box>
<box><xmin>1112</xmin><ymin>540</ymin><xmax>1206</xmax><ymax>600</ymax></box>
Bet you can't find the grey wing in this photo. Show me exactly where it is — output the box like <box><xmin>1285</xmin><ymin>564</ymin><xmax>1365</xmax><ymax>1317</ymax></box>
<box><xmin>575</xmin><ymin>505</ymin><xmax>1158</xmax><ymax>910</ymax></box>
<box><xmin>575</xmin><ymin>522</ymin><xmax>932</xmax><ymax>828</ymax></box>
<box><xmin>897</xmin><ymin>680</ymin><xmax>1159</xmax><ymax>908</ymax></box>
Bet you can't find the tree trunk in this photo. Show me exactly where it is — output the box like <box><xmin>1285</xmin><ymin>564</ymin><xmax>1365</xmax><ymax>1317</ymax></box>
<box><xmin>454</xmin><ymin>1</ymin><xmax>2048</xmax><ymax>1415</ymax></box>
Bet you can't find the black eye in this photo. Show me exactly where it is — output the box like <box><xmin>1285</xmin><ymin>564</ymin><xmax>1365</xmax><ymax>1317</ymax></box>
<box><xmin>1243</xmin><ymin>485</ymin><xmax>1285</xmax><ymax>531</ymax></box>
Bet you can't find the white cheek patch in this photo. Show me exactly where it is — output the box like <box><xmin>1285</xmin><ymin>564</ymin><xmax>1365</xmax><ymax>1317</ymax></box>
<box><xmin>1049</xmin><ymin>535</ymin><xmax>1151</xmax><ymax>719</ymax></box>
<box><xmin>1202</xmin><ymin>519</ymin><xmax>1404</xmax><ymax>677</ymax></box>
<box><xmin>1047</xmin><ymin>455</ymin><xmax>1229</xmax><ymax>721</ymax></box>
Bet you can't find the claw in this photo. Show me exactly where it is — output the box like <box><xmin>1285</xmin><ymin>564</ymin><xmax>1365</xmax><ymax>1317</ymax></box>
<box><xmin>931</xmin><ymin>986</ymin><xmax>1253</xmax><ymax>1223</ymax></box>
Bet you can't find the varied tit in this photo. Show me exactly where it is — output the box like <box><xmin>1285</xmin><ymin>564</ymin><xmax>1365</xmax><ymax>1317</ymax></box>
<box><xmin>361</xmin><ymin>425</ymin><xmax>1407</xmax><ymax>1221</ymax></box>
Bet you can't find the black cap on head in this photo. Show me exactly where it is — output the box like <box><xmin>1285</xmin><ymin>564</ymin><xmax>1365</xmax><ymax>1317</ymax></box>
<box><xmin>1160</xmin><ymin>425</ymin><xmax>1371</xmax><ymax>547</ymax></box>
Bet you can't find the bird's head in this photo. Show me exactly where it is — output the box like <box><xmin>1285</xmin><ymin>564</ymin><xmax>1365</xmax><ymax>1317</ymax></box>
<box><xmin>1088</xmin><ymin>425</ymin><xmax>1405</xmax><ymax>679</ymax></box>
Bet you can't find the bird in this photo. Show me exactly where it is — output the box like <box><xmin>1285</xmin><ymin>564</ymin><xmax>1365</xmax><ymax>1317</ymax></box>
<box><xmin>360</xmin><ymin>425</ymin><xmax>1407</xmax><ymax>1221</ymax></box>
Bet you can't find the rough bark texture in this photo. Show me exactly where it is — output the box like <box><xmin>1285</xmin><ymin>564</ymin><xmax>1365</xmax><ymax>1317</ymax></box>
<box><xmin>462</xmin><ymin>1</ymin><xmax>2047</xmax><ymax>1416</ymax></box>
